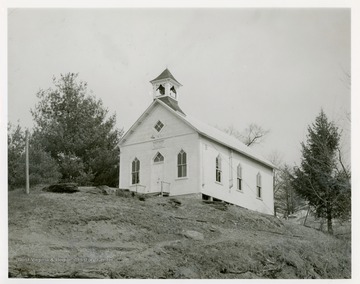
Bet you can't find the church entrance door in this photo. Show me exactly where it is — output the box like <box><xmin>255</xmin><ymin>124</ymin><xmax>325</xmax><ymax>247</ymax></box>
<box><xmin>151</xmin><ymin>163</ymin><xmax>164</xmax><ymax>193</ymax></box>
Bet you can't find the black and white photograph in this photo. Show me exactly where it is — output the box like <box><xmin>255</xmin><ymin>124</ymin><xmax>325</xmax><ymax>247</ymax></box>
<box><xmin>2</xmin><ymin>0</ymin><xmax>358</xmax><ymax>281</ymax></box>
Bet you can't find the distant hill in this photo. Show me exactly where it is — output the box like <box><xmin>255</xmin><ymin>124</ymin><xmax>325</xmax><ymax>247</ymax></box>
<box><xmin>8</xmin><ymin>186</ymin><xmax>351</xmax><ymax>279</ymax></box>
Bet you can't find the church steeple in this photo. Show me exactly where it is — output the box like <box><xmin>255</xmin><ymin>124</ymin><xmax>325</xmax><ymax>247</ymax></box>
<box><xmin>150</xmin><ymin>68</ymin><xmax>182</xmax><ymax>101</ymax></box>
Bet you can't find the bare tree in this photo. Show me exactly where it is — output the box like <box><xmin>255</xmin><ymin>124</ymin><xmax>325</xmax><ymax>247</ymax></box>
<box><xmin>223</xmin><ymin>123</ymin><xmax>270</xmax><ymax>146</ymax></box>
<box><xmin>268</xmin><ymin>151</ymin><xmax>303</xmax><ymax>218</ymax></box>
<box><xmin>276</xmin><ymin>165</ymin><xmax>303</xmax><ymax>218</ymax></box>
<box><xmin>340</xmin><ymin>69</ymin><xmax>351</xmax><ymax>122</ymax></box>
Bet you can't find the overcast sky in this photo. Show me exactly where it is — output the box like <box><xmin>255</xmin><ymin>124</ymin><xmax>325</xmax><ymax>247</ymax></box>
<box><xmin>7</xmin><ymin>8</ymin><xmax>351</xmax><ymax>166</ymax></box>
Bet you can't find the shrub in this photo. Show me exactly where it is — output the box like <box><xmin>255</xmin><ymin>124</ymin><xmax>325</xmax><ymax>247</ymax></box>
<box><xmin>12</xmin><ymin>146</ymin><xmax>61</xmax><ymax>188</ymax></box>
<box><xmin>8</xmin><ymin>123</ymin><xmax>61</xmax><ymax>189</ymax></box>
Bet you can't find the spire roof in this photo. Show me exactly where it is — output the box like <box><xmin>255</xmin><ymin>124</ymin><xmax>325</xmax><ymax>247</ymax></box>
<box><xmin>150</xmin><ymin>68</ymin><xmax>181</xmax><ymax>85</ymax></box>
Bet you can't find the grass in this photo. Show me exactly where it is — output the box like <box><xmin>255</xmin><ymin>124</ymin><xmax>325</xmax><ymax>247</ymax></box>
<box><xmin>8</xmin><ymin>185</ymin><xmax>351</xmax><ymax>279</ymax></box>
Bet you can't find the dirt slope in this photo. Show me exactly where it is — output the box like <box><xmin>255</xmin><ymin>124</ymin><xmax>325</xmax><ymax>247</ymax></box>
<box><xmin>8</xmin><ymin>186</ymin><xmax>351</xmax><ymax>279</ymax></box>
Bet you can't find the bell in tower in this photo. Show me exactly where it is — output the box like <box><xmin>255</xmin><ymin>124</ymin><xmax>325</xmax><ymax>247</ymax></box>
<box><xmin>150</xmin><ymin>68</ymin><xmax>182</xmax><ymax>101</ymax></box>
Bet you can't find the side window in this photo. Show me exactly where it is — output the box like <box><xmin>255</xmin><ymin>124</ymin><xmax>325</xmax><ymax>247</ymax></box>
<box><xmin>256</xmin><ymin>172</ymin><xmax>262</xmax><ymax>198</ymax></box>
<box><xmin>132</xmin><ymin>158</ymin><xmax>140</xmax><ymax>184</ymax></box>
<box><xmin>177</xmin><ymin>150</ymin><xmax>187</xmax><ymax>178</ymax></box>
<box><xmin>237</xmin><ymin>164</ymin><xmax>242</xmax><ymax>190</ymax></box>
<box><xmin>216</xmin><ymin>155</ymin><xmax>222</xmax><ymax>183</ymax></box>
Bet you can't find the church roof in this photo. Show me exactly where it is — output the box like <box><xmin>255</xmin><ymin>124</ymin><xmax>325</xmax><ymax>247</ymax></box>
<box><xmin>157</xmin><ymin>96</ymin><xmax>185</xmax><ymax>115</ymax></box>
<box><xmin>155</xmin><ymin>100</ymin><xmax>275</xmax><ymax>169</ymax></box>
<box><xmin>120</xmin><ymin>94</ymin><xmax>274</xmax><ymax>169</ymax></box>
<box><xmin>180</xmin><ymin>114</ymin><xmax>275</xmax><ymax>169</ymax></box>
<box><xmin>150</xmin><ymin>68</ymin><xmax>182</xmax><ymax>85</ymax></box>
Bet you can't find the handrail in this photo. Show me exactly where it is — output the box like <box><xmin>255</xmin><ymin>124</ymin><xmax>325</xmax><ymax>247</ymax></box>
<box><xmin>160</xmin><ymin>181</ymin><xmax>171</xmax><ymax>195</ymax></box>
<box><xmin>134</xmin><ymin>184</ymin><xmax>146</xmax><ymax>194</ymax></box>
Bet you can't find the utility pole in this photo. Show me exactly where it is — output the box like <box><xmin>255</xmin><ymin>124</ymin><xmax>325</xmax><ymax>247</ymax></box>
<box><xmin>303</xmin><ymin>205</ymin><xmax>310</xmax><ymax>227</ymax></box>
<box><xmin>25</xmin><ymin>129</ymin><xmax>29</xmax><ymax>194</ymax></box>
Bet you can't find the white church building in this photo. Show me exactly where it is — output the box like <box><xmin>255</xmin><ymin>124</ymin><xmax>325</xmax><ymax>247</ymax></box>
<box><xmin>119</xmin><ymin>69</ymin><xmax>275</xmax><ymax>215</ymax></box>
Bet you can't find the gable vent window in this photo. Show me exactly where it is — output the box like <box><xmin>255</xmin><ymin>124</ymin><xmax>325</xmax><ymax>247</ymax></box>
<box><xmin>132</xmin><ymin>158</ymin><xmax>140</xmax><ymax>184</ymax></box>
<box><xmin>154</xmin><ymin>120</ymin><xmax>164</xmax><ymax>132</ymax></box>
<box><xmin>177</xmin><ymin>150</ymin><xmax>187</xmax><ymax>178</ymax></box>
<box><xmin>216</xmin><ymin>155</ymin><xmax>222</xmax><ymax>183</ymax></box>
<box><xmin>256</xmin><ymin>173</ymin><xmax>262</xmax><ymax>198</ymax></box>
<box><xmin>154</xmin><ymin>152</ymin><xmax>164</xmax><ymax>163</ymax></box>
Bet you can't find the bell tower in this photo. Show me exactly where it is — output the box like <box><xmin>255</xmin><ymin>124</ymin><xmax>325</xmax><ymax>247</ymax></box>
<box><xmin>150</xmin><ymin>68</ymin><xmax>182</xmax><ymax>101</ymax></box>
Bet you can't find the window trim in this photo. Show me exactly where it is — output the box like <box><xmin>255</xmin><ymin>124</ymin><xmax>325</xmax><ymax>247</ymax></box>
<box><xmin>177</xmin><ymin>149</ymin><xmax>187</xmax><ymax>178</ymax></box>
<box><xmin>256</xmin><ymin>172</ymin><xmax>262</xmax><ymax>199</ymax></box>
<box><xmin>131</xmin><ymin>158</ymin><xmax>140</xmax><ymax>185</ymax></box>
<box><xmin>153</xmin><ymin>152</ymin><xmax>164</xmax><ymax>164</ymax></box>
<box><xmin>237</xmin><ymin>164</ymin><xmax>243</xmax><ymax>191</ymax></box>
<box><xmin>215</xmin><ymin>154</ymin><xmax>222</xmax><ymax>183</ymax></box>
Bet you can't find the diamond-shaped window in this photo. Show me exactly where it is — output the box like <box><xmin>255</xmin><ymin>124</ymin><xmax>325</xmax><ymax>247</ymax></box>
<box><xmin>154</xmin><ymin>120</ymin><xmax>164</xmax><ymax>132</ymax></box>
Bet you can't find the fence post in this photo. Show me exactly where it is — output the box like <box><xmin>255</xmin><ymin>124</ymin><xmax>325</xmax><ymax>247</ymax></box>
<box><xmin>303</xmin><ymin>205</ymin><xmax>310</xmax><ymax>226</ymax></box>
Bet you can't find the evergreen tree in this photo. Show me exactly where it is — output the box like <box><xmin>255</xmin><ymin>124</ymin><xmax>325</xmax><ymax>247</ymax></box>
<box><xmin>31</xmin><ymin>73</ymin><xmax>122</xmax><ymax>186</ymax></box>
<box><xmin>292</xmin><ymin>110</ymin><xmax>351</xmax><ymax>234</ymax></box>
<box><xmin>8</xmin><ymin>123</ymin><xmax>25</xmax><ymax>189</ymax></box>
<box><xmin>8</xmin><ymin>123</ymin><xmax>60</xmax><ymax>189</ymax></box>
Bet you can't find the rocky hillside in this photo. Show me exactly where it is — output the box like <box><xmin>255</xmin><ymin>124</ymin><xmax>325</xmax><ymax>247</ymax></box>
<box><xmin>8</xmin><ymin>186</ymin><xmax>351</xmax><ymax>279</ymax></box>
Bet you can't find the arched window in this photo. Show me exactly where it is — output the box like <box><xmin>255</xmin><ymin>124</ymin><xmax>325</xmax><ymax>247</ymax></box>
<box><xmin>132</xmin><ymin>158</ymin><xmax>140</xmax><ymax>184</ymax></box>
<box><xmin>216</xmin><ymin>155</ymin><xmax>222</xmax><ymax>183</ymax></box>
<box><xmin>256</xmin><ymin>172</ymin><xmax>262</xmax><ymax>198</ymax></box>
<box><xmin>237</xmin><ymin>164</ymin><xmax>242</xmax><ymax>191</ymax></box>
<box><xmin>154</xmin><ymin>152</ymin><xmax>164</xmax><ymax>163</ymax></box>
<box><xmin>177</xmin><ymin>150</ymin><xmax>187</xmax><ymax>177</ymax></box>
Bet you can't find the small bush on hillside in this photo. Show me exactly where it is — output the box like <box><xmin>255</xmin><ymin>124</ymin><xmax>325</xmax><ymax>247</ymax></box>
<box><xmin>43</xmin><ymin>183</ymin><xmax>79</xmax><ymax>193</ymax></box>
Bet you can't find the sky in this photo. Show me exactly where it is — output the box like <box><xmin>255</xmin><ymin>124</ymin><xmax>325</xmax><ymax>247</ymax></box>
<box><xmin>6</xmin><ymin>8</ymin><xmax>351</xmax><ymax>166</ymax></box>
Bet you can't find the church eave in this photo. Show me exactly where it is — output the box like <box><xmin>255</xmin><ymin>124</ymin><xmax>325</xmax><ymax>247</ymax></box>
<box><xmin>198</xmin><ymin>133</ymin><xmax>276</xmax><ymax>170</ymax></box>
<box><xmin>150</xmin><ymin>68</ymin><xmax>182</xmax><ymax>85</ymax></box>
<box><xmin>119</xmin><ymin>100</ymin><xmax>157</xmax><ymax>146</ymax></box>
<box><xmin>150</xmin><ymin>77</ymin><xmax>182</xmax><ymax>86</ymax></box>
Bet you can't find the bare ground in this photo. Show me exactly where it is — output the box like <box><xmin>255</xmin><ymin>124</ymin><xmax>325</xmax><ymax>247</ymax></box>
<box><xmin>8</xmin><ymin>186</ymin><xmax>351</xmax><ymax>279</ymax></box>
